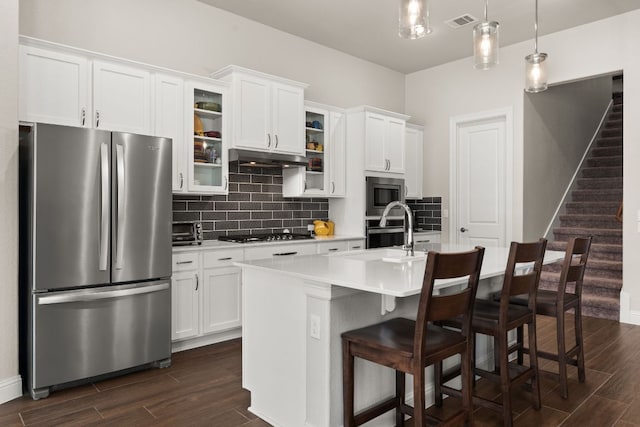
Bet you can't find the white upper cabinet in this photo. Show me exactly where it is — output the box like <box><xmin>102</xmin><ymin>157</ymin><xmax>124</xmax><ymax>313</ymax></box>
<box><xmin>364</xmin><ymin>110</ymin><xmax>406</xmax><ymax>174</ymax></box>
<box><xmin>405</xmin><ymin>124</ymin><xmax>424</xmax><ymax>199</ymax></box>
<box><xmin>154</xmin><ymin>74</ymin><xmax>185</xmax><ymax>192</ymax></box>
<box><xmin>92</xmin><ymin>60</ymin><xmax>152</xmax><ymax>135</ymax></box>
<box><xmin>282</xmin><ymin>102</ymin><xmax>346</xmax><ymax>198</ymax></box>
<box><xmin>19</xmin><ymin>41</ymin><xmax>153</xmax><ymax>135</ymax></box>
<box><xmin>19</xmin><ymin>45</ymin><xmax>90</xmax><ymax>127</ymax></box>
<box><xmin>185</xmin><ymin>80</ymin><xmax>230</xmax><ymax>194</ymax></box>
<box><xmin>212</xmin><ymin>65</ymin><xmax>307</xmax><ymax>155</ymax></box>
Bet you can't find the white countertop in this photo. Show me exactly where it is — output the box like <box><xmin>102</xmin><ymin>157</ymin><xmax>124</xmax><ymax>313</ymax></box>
<box><xmin>172</xmin><ymin>235</ymin><xmax>365</xmax><ymax>252</ymax></box>
<box><xmin>234</xmin><ymin>243</ymin><xmax>565</xmax><ymax>297</ymax></box>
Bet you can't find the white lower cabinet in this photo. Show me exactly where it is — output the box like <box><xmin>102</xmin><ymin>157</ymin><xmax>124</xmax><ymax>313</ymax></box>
<box><xmin>202</xmin><ymin>267</ymin><xmax>242</xmax><ymax>334</ymax></box>
<box><xmin>171</xmin><ymin>270</ymin><xmax>200</xmax><ymax>341</ymax></box>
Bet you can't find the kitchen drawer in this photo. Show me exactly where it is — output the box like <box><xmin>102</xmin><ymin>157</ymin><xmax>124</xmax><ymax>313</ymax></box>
<box><xmin>203</xmin><ymin>248</ymin><xmax>244</xmax><ymax>269</ymax></box>
<box><xmin>414</xmin><ymin>232</ymin><xmax>440</xmax><ymax>244</ymax></box>
<box><xmin>316</xmin><ymin>241</ymin><xmax>348</xmax><ymax>254</ymax></box>
<box><xmin>244</xmin><ymin>243</ymin><xmax>316</xmax><ymax>261</ymax></box>
<box><xmin>347</xmin><ymin>239</ymin><xmax>365</xmax><ymax>251</ymax></box>
<box><xmin>172</xmin><ymin>252</ymin><xmax>200</xmax><ymax>272</ymax></box>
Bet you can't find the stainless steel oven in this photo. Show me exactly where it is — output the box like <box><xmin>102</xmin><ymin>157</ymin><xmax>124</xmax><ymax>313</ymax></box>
<box><xmin>366</xmin><ymin>177</ymin><xmax>405</xmax><ymax>217</ymax></box>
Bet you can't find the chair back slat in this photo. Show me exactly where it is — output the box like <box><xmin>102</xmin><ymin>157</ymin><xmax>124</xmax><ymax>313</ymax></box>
<box><xmin>499</xmin><ymin>239</ymin><xmax>547</xmax><ymax>314</ymax></box>
<box><xmin>414</xmin><ymin>247</ymin><xmax>485</xmax><ymax>360</ymax></box>
<box><xmin>558</xmin><ymin>237</ymin><xmax>592</xmax><ymax>299</ymax></box>
<box><xmin>428</xmin><ymin>289</ymin><xmax>472</xmax><ymax>322</ymax></box>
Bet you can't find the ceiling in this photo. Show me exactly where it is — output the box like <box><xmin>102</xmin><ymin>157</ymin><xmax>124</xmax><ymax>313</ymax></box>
<box><xmin>198</xmin><ymin>0</ymin><xmax>640</xmax><ymax>74</ymax></box>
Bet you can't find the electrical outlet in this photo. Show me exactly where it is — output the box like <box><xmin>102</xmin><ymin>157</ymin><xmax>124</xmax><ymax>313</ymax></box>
<box><xmin>443</xmin><ymin>209</ymin><xmax>449</xmax><ymax>218</ymax></box>
<box><xmin>310</xmin><ymin>315</ymin><xmax>321</xmax><ymax>340</ymax></box>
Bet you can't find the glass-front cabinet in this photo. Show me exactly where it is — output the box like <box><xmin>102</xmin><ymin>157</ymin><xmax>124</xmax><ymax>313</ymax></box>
<box><xmin>303</xmin><ymin>107</ymin><xmax>328</xmax><ymax>194</ymax></box>
<box><xmin>186</xmin><ymin>80</ymin><xmax>229</xmax><ymax>194</ymax></box>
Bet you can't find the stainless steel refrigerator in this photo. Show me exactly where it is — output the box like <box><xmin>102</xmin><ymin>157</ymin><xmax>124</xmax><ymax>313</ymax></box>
<box><xmin>19</xmin><ymin>123</ymin><xmax>172</xmax><ymax>400</ymax></box>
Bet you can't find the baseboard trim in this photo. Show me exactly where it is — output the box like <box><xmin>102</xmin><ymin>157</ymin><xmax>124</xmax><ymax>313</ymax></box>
<box><xmin>0</xmin><ymin>375</ymin><xmax>23</xmax><ymax>405</ymax></box>
<box><xmin>620</xmin><ymin>291</ymin><xmax>640</xmax><ymax>325</ymax></box>
<box><xmin>171</xmin><ymin>328</ymin><xmax>242</xmax><ymax>353</ymax></box>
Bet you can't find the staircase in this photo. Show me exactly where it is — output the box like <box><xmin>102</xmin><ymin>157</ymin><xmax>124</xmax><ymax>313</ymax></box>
<box><xmin>544</xmin><ymin>94</ymin><xmax>623</xmax><ymax>321</ymax></box>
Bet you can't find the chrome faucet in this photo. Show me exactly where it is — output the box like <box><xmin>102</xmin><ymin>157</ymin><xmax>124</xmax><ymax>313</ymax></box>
<box><xmin>379</xmin><ymin>201</ymin><xmax>415</xmax><ymax>256</ymax></box>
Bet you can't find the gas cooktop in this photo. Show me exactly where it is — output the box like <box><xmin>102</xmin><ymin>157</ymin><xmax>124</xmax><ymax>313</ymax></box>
<box><xmin>218</xmin><ymin>233</ymin><xmax>314</xmax><ymax>244</ymax></box>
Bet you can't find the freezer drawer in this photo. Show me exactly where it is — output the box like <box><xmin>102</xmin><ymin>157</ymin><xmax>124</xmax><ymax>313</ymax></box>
<box><xmin>30</xmin><ymin>281</ymin><xmax>171</xmax><ymax>397</ymax></box>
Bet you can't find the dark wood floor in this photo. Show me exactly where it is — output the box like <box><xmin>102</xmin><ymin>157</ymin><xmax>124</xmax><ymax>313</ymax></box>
<box><xmin>1</xmin><ymin>314</ymin><xmax>639</xmax><ymax>426</ymax></box>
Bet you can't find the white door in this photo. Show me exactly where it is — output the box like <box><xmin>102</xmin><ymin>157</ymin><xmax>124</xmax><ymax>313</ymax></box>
<box><xmin>93</xmin><ymin>60</ymin><xmax>152</xmax><ymax>134</ymax></box>
<box><xmin>19</xmin><ymin>45</ymin><xmax>90</xmax><ymax>127</ymax></box>
<box><xmin>385</xmin><ymin>118</ymin><xmax>406</xmax><ymax>174</ymax></box>
<box><xmin>201</xmin><ymin>267</ymin><xmax>242</xmax><ymax>334</ymax></box>
<box><xmin>154</xmin><ymin>74</ymin><xmax>185</xmax><ymax>192</ymax></box>
<box><xmin>452</xmin><ymin>111</ymin><xmax>511</xmax><ymax>247</ymax></box>
<box><xmin>272</xmin><ymin>83</ymin><xmax>305</xmax><ymax>154</ymax></box>
<box><xmin>233</xmin><ymin>75</ymin><xmax>270</xmax><ymax>150</ymax></box>
<box><xmin>171</xmin><ymin>271</ymin><xmax>200</xmax><ymax>341</ymax></box>
<box><xmin>365</xmin><ymin>112</ymin><xmax>387</xmax><ymax>172</ymax></box>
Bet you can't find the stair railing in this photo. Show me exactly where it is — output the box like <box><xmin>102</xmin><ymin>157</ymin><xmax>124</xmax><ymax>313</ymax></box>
<box><xmin>544</xmin><ymin>100</ymin><xmax>614</xmax><ymax>240</ymax></box>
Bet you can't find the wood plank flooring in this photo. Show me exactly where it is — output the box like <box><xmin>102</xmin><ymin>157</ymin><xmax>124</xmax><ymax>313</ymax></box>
<box><xmin>1</xmin><ymin>315</ymin><xmax>639</xmax><ymax>426</ymax></box>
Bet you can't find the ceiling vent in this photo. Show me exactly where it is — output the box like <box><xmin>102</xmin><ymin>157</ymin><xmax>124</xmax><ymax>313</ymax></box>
<box><xmin>446</xmin><ymin>14</ymin><xmax>477</xmax><ymax>29</ymax></box>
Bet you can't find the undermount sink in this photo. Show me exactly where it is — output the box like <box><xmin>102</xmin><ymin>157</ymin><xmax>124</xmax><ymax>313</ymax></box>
<box><xmin>332</xmin><ymin>248</ymin><xmax>427</xmax><ymax>263</ymax></box>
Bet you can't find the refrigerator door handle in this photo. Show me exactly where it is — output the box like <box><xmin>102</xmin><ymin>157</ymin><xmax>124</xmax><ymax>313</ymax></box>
<box><xmin>37</xmin><ymin>282</ymin><xmax>170</xmax><ymax>305</ymax></box>
<box><xmin>115</xmin><ymin>143</ymin><xmax>125</xmax><ymax>270</ymax></box>
<box><xmin>99</xmin><ymin>143</ymin><xmax>109</xmax><ymax>271</ymax></box>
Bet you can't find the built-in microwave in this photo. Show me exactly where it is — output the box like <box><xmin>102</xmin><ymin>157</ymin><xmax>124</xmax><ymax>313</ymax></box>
<box><xmin>365</xmin><ymin>176</ymin><xmax>405</xmax><ymax>217</ymax></box>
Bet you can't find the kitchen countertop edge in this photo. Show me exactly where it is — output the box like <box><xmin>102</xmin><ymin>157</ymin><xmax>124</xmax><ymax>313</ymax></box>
<box><xmin>172</xmin><ymin>235</ymin><xmax>366</xmax><ymax>252</ymax></box>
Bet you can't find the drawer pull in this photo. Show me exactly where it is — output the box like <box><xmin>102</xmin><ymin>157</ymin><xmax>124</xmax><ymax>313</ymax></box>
<box><xmin>274</xmin><ymin>251</ymin><xmax>297</xmax><ymax>256</ymax></box>
<box><xmin>177</xmin><ymin>260</ymin><xmax>193</xmax><ymax>265</ymax></box>
<box><xmin>416</xmin><ymin>240</ymin><xmax>431</xmax><ymax>243</ymax></box>
<box><xmin>328</xmin><ymin>248</ymin><xmax>339</xmax><ymax>252</ymax></box>
<box><xmin>351</xmin><ymin>246</ymin><xmax>362</xmax><ymax>249</ymax></box>
<box><xmin>218</xmin><ymin>257</ymin><xmax>233</xmax><ymax>261</ymax></box>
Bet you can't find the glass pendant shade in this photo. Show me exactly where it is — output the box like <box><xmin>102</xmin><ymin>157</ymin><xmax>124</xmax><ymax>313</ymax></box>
<box><xmin>473</xmin><ymin>21</ymin><xmax>499</xmax><ymax>69</ymax></box>
<box><xmin>525</xmin><ymin>52</ymin><xmax>548</xmax><ymax>93</ymax></box>
<box><xmin>398</xmin><ymin>0</ymin><xmax>431</xmax><ymax>39</ymax></box>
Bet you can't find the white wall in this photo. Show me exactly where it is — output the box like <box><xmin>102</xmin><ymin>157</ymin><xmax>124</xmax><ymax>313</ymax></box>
<box><xmin>0</xmin><ymin>0</ymin><xmax>21</xmax><ymax>404</ymax></box>
<box><xmin>18</xmin><ymin>0</ymin><xmax>405</xmax><ymax>112</ymax></box>
<box><xmin>405</xmin><ymin>10</ymin><xmax>640</xmax><ymax>320</ymax></box>
<box><xmin>523</xmin><ymin>76</ymin><xmax>612</xmax><ymax>240</ymax></box>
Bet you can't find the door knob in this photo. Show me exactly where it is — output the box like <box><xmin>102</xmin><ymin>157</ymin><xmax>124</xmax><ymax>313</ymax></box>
<box><xmin>460</xmin><ymin>227</ymin><xmax>468</xmax><ymax>232</ymax></box>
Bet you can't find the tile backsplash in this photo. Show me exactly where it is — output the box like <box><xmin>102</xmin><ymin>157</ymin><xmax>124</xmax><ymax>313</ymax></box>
<box><xmin>406</xmin><ymin>197</ymin><xmax>442</xmax><ymax>231</ymax></box>
<box><xmin>173</xmin><ymin>164</ymin><xmax>328</xmax><ymax>240</ymax></box>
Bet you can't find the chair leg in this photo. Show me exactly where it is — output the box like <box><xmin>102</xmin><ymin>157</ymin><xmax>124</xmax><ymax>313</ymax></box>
<box><xmin>557</xmin><ymin>313</ymin><xmax>569</xmax><ymax>399</ymax></box>
<box><xmin>434</xmin><ymin>361</ymin><xmax>443</xmax><ymax>407</ymax></box>
<box><xmin>516</xmin><ymin>325</ymin><xmax>524</xmax><ymax>365</ymax></box>
<box><xmin>461</xmin><ymin>344</ymin><xmax>474</xmax><ymax>426</ymax></box>
<box><xmin>528</xmin><ymin>319</ymin><xmax>541</xmax><ymax>410</ymax></box>
<box><xmin>413</xmin><ymin>366</ymin><xmax>425</xmax><ymax>427</ymax></box>
<box><xmin>395</xmin><ymin>370</ymin><xmax>405</xmax><ymax>426</ymax></box>
<box><xmin>342</xmin><ymin>340</ymin><xmax>355</xmax><ymax>427</ymax></box>
<box><xmin>499</xmin><ymin>331</ymin><xmax>513</xmax><ymax>427</ymax></box>
<box><xmin>575</xmin><ymin>305</ymin><xmax>586</xmax><ymax>384</ymax></box>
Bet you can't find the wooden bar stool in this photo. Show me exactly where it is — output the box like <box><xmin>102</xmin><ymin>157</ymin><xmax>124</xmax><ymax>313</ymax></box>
<box><xmin>513</xmin><ymin>236</ymin><xmax>592</xmax><ymax>399</ymax></box>
<box><xmin>437</xmin><ymin>239</ymin><xmax>547</xmax><ymax>427</ymax></box>
<box><xmin>341</xmin><ymin>247</ymin><xmax>485</xmax><ymax>427</ymax></box>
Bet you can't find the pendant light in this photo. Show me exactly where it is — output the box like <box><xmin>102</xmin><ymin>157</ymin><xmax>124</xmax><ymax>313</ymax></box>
<box><xmin>399</xmin><ymin>0</ymin><xmax>432</xmax><ymax>39</ymax></box>
<box><xmin>473</xmin><ymin>0</ymin><xmax>499</xmax><ymax>70</ymax></box>
<box><xmin>525</xmin><ymin>0</ymin><xmax>548</xmax><ymax>92</ymax></box>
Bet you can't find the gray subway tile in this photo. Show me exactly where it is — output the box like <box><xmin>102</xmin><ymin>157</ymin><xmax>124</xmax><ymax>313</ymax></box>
<box><xmin>228</xmin><ymin>211</ymin><xmax>251</xmax><ymax>220</ymax></box>
<box><xmin>202</xmin><ymin>211</ymin><xmax>226</xmax><ymax>221</ymax></box>
<box><xmin>215</xmin><ymin>201</ymin><xmax>239</xmax><ymax>210</ymax></box>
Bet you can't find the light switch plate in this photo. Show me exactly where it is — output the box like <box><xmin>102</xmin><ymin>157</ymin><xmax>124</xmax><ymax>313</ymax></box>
<box><xmin>443</xmin><ymin>209</ymin><xmax>449</xmax><ymax>218</ymax></box>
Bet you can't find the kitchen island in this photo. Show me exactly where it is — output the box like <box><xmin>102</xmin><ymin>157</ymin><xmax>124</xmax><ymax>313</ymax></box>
<box><xmin>236</xmin><ymin>244</ymin><xmax>564</xmax><ymax>427</ymax></box>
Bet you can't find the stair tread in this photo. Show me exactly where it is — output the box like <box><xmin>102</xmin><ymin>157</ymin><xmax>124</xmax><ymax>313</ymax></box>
<box><xmin>553</xmin><ymin>226</ymin><xmax>622</xmax><ymax>236</ymax></box>
<box><xmin>540</xmin><ymin>271</ymin><xmax>622</xmax><ymax>290</ymax></box>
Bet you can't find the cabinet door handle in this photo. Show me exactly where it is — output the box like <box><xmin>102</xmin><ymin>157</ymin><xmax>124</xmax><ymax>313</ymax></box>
<box><xmin>224</xmin><ymin>175</ymin><xmax>228</xmax><ymax>190</ymax></box>
<box><xmin>275</xmin><ymin>134</ymin><xmax>279</xmax><ymax>148</ymax></box>
<box><xmin>416</xmin><ymin>239</ymin><xmax>430</xmax><ymax>243</ymax></box>
<box><xmin>267</xmin><ymin>133</ymin><xmax>271</xmax><ymax>148</ymax></box>
<box><xmin>81</xmin><ymin>108</ymin><xmax>86</xmax><ymax>126</ymax></box>
<box><xmin>351</xmin><ymin>245</ymin><xmax>362</xmax><ymax>249</ymax></box>
<box><xmin>195</xmin><ymin>273</ymin><xmax>199</xmax><ymax>291</ymax></box>
<box><xmin>331</xmin><ymin>182</ymin><xmax>335</xmax><ymax>194</ymax></box>
<box><xmin>405</xmin><ymin>186</ymin><xmax>408</xmax><ymax>196</ymax></box>
<box><xmin>328</xmin><ymin>248</ymin><xmax>339</xmax><ymax>252</ymax></box>
<box><xmin>218</xmin><ymin>257</ymin><xmax>232</xmax><ymax>261</ymax></box>
<box><xmin>273</xmin><ymin>251</ymin><xmax>297</xmax><ymax>256</ymax></box>
<box><xmin>179</xmin><ymin>172</ymin><xmax>184</xmax><ymax>189</ymax></box>
<box><xmin>176</xmin><ymin>260</ymin><xmax>193</xmax><ymax>265</ymax></box>
<box><xmin>95</xmin><ymin>111</ymin><xmax>100</xmax><ymax>128</ymax></box>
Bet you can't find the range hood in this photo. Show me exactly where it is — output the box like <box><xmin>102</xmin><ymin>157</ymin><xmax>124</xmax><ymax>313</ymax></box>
<box><xmin>228</xmin><ymin>148</ymin><xmax>308</xmax><ymax>168</ymax></box>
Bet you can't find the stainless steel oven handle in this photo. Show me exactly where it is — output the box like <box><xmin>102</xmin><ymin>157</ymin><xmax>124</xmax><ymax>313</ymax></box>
<box><xmin>115</xmin><ymin>144</ymin><xmax>125</xmax><ymax>270</ymax></box>
<box><xmin>37</xmin><ymin>283</ymin><xmax>169</xmax><ymax>305</ymax></box>
<box><xmin>99</xmin><ymin>143</ymin><xmax>109</xmax><ymax>271</ymax></box>
<box><xmin>367</xmin><ymin>227</ymin><xmax>404</xmax><ymax>234</ymax></box>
